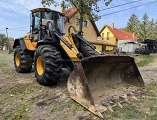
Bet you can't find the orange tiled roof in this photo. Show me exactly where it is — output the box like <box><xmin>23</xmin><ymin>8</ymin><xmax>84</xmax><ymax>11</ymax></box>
<box><xmin>63</xmin><ymin>8</ymin><xmax>77</xmax><ymax>23</ymax></box>
<box><xmin>63</xmin><ymin>7</ymin><xmax>100</xmax><ymax>36</ymax></box>
<box><xmin>100</xmin><ymin>25</ymin><xmax>137</xmax><ymax>40</ymax></box>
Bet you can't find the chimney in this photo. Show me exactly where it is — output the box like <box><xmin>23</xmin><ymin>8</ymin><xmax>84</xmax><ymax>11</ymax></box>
<box><xmin>110</xmin><ymin>23</ymin><xmax>114</xmax><ymax>29</ymax></box>
<box><xmin>61</xmin><ymin>1</ymin><xmax>65</xmax><ymax>13</ymax></box>
<box><xmin>133</xmin><ymin>32</ymin><xmax>135</xmax><ymax>40</ymax></box>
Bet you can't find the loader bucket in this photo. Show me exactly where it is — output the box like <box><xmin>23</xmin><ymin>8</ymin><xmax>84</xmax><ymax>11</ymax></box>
<box><xmin>67</xmin><ymin>55</ymin><xmax>144</xmax><ymax>118</ymax></box>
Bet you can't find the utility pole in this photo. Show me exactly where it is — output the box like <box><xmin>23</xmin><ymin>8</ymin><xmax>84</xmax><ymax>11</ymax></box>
<box><xmin>6</xmin><ymin>27</ymin><xmax>10</xmax><ymax>53</ymax></box>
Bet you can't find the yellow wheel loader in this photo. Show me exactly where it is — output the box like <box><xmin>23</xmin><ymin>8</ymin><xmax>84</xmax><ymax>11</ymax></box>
<box><xmin>13</xmin><ymin>8</ymin><xmax>144</xmax><ymax>118</ymax></box>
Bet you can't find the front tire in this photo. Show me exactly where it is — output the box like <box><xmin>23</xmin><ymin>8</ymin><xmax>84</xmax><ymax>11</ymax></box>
<box><xmin>34</xmin><ymin>45</ymin><xmax>63</xmax><ymax>86</ymax></box>
<box><xmin>14</xmin><ymin>46</ymin><xmax>33</xmax><ymax>73</ymax></box>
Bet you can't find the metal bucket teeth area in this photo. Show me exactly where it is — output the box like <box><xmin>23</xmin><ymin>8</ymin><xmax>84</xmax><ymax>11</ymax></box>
<box><xmin>67</xmin><ymin>55</ymin><xmax>145</xmax><ymax>118</ymax></box>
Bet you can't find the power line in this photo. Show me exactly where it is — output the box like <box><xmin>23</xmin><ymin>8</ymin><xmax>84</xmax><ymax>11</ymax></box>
<box><xmin>0</xmin><ymin>26</ymin><xmax>29</xmax><ymax>32</ymax></box>
<box><xmin>99</xmin><ymin>0</ymin><xmax>143</xmax><ymax>11</ymax></box>
<box><xmin>100</xmin><ymin>0</ymin><xmax>157</xmax><ymax>17</ymax></box>
<box><xmin>8</xmin><ymin>26</ymin><xmax>30</xmax><ymax>30</ymax></box>
<box><xmin>8</xmin><ymin>29</ymin><xmax>29</xmax><ymax>31</ymax></box>
<box><xmin>0</xmin><ymin>29</ymin><xmax>6</xmax><ymax>31</ymax></box>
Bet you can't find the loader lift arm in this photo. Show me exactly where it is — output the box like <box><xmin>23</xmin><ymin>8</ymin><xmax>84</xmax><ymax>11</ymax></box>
<box><xmin>68</xmin><ymin>26</ymin><xmax>102</xmax><ymax>56</ymax></box>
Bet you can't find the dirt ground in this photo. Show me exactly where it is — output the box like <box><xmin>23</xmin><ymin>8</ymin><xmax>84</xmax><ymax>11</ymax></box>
<box><xmin>0</xmin><ymin>51</ymin><xmax>157</xmax><ymax>120</ymax></box>
<box><xmin>139</xmin><ymin>55</ymin><xmax>157</xmax><ymax>83</ymax></box>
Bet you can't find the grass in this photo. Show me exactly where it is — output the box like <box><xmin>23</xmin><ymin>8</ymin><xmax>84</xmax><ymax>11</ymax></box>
<box><xmin>1</xmin><ymin>85</ymin><xmax>35</xmax><ymax>105</ymax></box>
<box><xmin>0</xmin><ymin>60</ymin><xmax>11</xmax><ymax>72</ymax></box>
<box><xmin>50</xmin><ymin>100</ymin><xmax>84</xmax><ymax>114</ymax></box>
<box><xmin>7</xmin><ymin>85</ymin><xmax>35</xmax><ymax>95</ymax></box>
<box><xmin>0</xmin><ymin>50</ymin><xmax>13</xmax><ymax>57</ymax></box>
<box><xmin>1</xmin><ymin>50</ymin><xmax>157</xmax><ymax>119</ymax></box>
<box><xmin>104</xmin><ymin>83</ymin><xmax>157</xmax><ymax>120</ymax></box>
<box><xmin>106</xmin><ymin>106</ymin><xmax>146</xmax><ymax>120</ymax></box>
<box><xmin>0</xmin><ymin>84</ymin><xmax>36</xmax><ymax>120</ymax></box>
<box><xmin>106</xmin><ymin>104</ymin><xmax>157</xmax><ymax>120</ymax></box>
<box><xmin>146</xmin><ymin>83</ymin><xmax>157</xmax><ymax>91</ymax></box>
<box><xmin>3</xmin><ymin>101</ymin><xmax>33</xmax><ymax>120</ymax></box>
<box><xmin>50</xmin><ymin>104</ymin><xmax>61</xmax><ymax>113</ymax></box>
<box><xmin>67</xmin><ymin>100</ymin><xmax>84</xmax><ymax>112</ymax></box>
<box><xmin>135</xmin><ymin>55</ymin><xmax>156</xmax><ymax>67</ymax></box>
<box><xmin>0</xmin><ymin>50</ymin><xmax>13</xmax><ymax>72</ymax></box>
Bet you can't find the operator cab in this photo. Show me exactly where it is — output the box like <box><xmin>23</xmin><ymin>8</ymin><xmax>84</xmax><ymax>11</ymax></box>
<box><xmin>30</xmin><ymin>8</ymin><xmax>65</xmax><ymax>41</ymax></box>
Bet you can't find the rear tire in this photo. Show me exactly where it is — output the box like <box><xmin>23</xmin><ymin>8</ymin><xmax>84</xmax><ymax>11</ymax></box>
<box><xmin>14</xmin><ymin>46</ymin><xmax>33</xmax><ymax>73</ymax></box>
<box><xmin>34</xmin><ymin>45</ymin><xmax>63</xmax><ymax>86</ymax></box>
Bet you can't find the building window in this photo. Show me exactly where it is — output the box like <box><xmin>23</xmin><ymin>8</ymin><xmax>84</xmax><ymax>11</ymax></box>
<box><xmin>75</xmin><ymin>18</ymin><xmax>88</xmax><ymax>27</ymax></box>
<box><xmin>107</xmin><ymin>32</ymin><xmax>110</xmax><ymax>40</ymax></box>
<box><xmin>75</xmin><ymin>18</ymin><xmax>80</xmax><ymax>25</ymax></box>
<box><xmin>83</xmin><ymin>20</ymin><xmax>88</xmax><ymax>27</ymax></box>
<box><xmin>102</xmin><ymin>33</ymin><xmax>104</xmax><ymax>40</ymax></box>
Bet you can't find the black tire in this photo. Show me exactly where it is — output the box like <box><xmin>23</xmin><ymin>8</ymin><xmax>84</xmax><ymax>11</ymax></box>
<box><xmin>34</xmin><ymin>45</ymin><xmax>63</xmax><ymax>86</ymax></box>
<box><xmin>14</xmin><ymin>46</ymin><xmax>33</xmax><ymax>73</ymax></box>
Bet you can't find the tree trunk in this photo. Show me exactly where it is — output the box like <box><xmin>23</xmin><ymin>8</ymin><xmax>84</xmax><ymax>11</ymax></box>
<box><xmin>79</xmin><ymin>0</ymin><xmax>83</xmax><ymax>35</ymax></box>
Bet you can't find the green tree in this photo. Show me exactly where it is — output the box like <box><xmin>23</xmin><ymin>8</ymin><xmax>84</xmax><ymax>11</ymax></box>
<box><xmin>138</xmin><ymin>13</ymin><xmax>149</xmax><ymax>40</ymax></box>
<box><xmin>147</xmin><ymin>18</ymin><xmax>155</xmax><ymax>39</ymax></box>
<box><xmin>125</xmin><ymin>12</ymin><xmax>157</xmax><ymax>40</ymax></box>
<box><xmin>41</xmin><ymin>0</ymin><xmax>112</xmax><ymax>34</ymax></box>
<box><xmin>0</xmin><ymin>34</ymin><xmax>7</xmax><ymax>46</ymax></box>
<box><xmin>153</xmin><ymin>20</ymin><xmax>157</xmax><ymax>39</ymax></box>
<box><xmin>125</xmin><ymin>13</ymin><xmax>140</xmax><ymax>36</ymax></box>
<box><xmin>8</xmin><ymin>37</ymin><xmax>14</xmax><ymax>40</ymax></box>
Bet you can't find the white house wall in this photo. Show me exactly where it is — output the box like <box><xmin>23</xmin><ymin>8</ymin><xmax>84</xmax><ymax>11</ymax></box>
<box><xmin>118</xmin><ymin>40</ymin><xmax>138</xmax><ymax>53</ymax></box>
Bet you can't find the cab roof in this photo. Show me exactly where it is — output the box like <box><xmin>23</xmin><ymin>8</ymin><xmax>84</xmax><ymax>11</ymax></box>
<box><xmin>31</xmin><ymin>8</ymin><xmax>63</xmax><ymax>15</ymax></box>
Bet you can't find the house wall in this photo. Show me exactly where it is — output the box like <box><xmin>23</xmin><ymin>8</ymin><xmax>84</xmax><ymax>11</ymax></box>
<box><xmin>3</xmin><ymin>45</ymin><xmax>7</xmax><ymax>50</ymax></box>
<box><xmin>93</xmin><ymin>44</ymin><xmax>102</xmax><ymax>51</ymax></box>
<box><xmin>118</xmin><ymin>40</ymin><xmax>138</xmax><ymax>53</ymax></box>
<box><xmin>100</xmin><ymin>27</ymin><xmax>116</xmax><ymax>50</ymax></box>
<box><xmin>65</xmin><ymin>13</ymin><xmax>98</xmax><ymax>41</ymax></box>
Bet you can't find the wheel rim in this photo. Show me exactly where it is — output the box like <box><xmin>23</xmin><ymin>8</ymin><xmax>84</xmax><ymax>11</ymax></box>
<box><xmin>36</xmin><ymin>56</ymin><xmax>44</xmax><ymax>75</ymax></box>
<box><xmin>15</xmin><ymin>53</ymin><xmax>20</xmax><ymax>66</ymax></box>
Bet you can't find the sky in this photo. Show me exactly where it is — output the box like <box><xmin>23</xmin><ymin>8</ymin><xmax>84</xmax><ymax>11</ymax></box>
<box><xmin>0</xmin><ymin>0</ymin><xmax>157</xmax><ymax>39</ymax></box>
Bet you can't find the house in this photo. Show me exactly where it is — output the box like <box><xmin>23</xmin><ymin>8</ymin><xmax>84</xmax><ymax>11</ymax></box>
<box><xmin>62</xmin><ymin>7</ymin><xmax>117</xmax><ymax>52</ymax></box>
<box><xmin>2</xmin><ymin>40</ymin><xmax>14</xmax><ymax>51</ymax></box>
<box><xmin>8</xmin><ymin>40</ymin><xmax>14</xmax><ymax>51</ymax></box>
<box><xmin>63</xmin><ymin>7</ymin><xmax>100</xmax><ymax>41</ymax></box>
<box><xmin>99</xmin><ymin>23</ymin><xmax>138</xmax><ymax>52</ymax></box>
<box><xmin>88</xmin><ymin>40</ymin><xmax>117</xmax><ymax>52</ymax></box>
